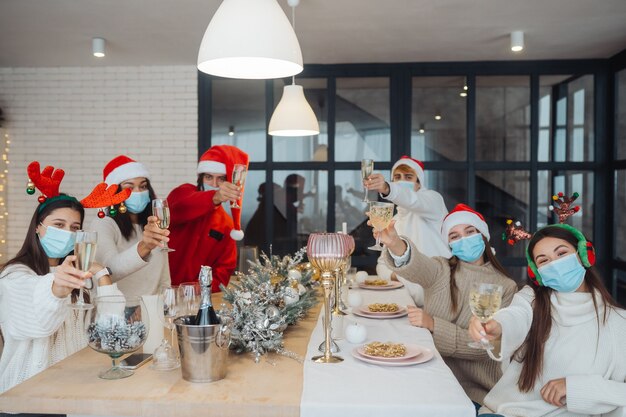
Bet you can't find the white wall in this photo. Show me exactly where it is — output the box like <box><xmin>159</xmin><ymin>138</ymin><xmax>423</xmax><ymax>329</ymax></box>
<box><xmin>0</xmin><ymin>66</ymin><xmax>198</xmax><ymax>258</ymax></box>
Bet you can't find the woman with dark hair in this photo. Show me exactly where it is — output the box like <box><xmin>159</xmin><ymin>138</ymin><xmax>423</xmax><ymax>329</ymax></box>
<box><xmin>89</xmin><ymin>156</ymin><xmax>170</xmax><ymax>296</ymax></box>
<box><xmin>377</xmin><ymin>204</ymin><xmax>518</xmax><ymax>405</ymax></box>
<box><xmin>469</xmin><ymin>224</ymin><xmax>626</xmax><ymax>416</ymax></box>
<box><xmin>0</xmin><ymin>195</ymin><xmax>121</xmax><ymax>395</ymax></box>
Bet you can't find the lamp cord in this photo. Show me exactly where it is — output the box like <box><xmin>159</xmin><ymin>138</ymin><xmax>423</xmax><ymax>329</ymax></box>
<box><xmin>291</xmin><ymin>5</ymin><xmax>296</xmax><ymax>86</ymax></box>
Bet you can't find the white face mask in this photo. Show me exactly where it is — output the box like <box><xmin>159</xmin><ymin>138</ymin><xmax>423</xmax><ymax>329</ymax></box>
<box><xmin>395</xmin><ymin>181</ymin><xmax>416</xmax><ymax>191</ymax></box>
<box><xmin>202</xmin><ymin>183</ymin><xmax>219</xmax><ymax>192</ymax></box>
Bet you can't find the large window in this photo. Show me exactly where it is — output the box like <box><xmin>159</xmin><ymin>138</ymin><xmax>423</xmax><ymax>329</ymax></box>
<box><xmin>614</xmin><ymin>66</ymin><xmax>626</xmax><ymax>306</ymax></box>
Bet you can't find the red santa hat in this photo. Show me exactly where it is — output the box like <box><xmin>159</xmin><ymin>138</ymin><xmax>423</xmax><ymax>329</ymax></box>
<box><xmin>441</xmin><ymin>204</ymin><xmax>490</xmax><ymax>241</ymax></box>
<box><xmin>197</xmin><ymin>145</ymin><xmax>250</xmax><ymax>241</ymax></box>
<box><xmin>392</xmin><ymin>156</ymin><xmax>425</xmax><ymax>186</ymax></box>
<box><xmin>103</xmin><ymin>155</ymin><xmax>151</xmax><ymax>185</ymax></box>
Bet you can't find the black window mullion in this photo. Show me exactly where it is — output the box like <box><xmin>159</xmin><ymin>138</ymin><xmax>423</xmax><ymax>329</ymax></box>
<box><xmin>327</xmin><ymin>77</ymin><xmax>336</xmax><ymax>233</ymax></box>
<box><xmin>466</xmin><ymin>74</ymin><xmax>476</xmax><ymax>206</ymax></box>
<box><xmin>530</xmin><ymin>74</ymin><xmax>540</xmax><ymax>230</ymax></box>
<box><xmin>263</xmin><ymin>80</ymin><xmax>275</xmax><ymax>254</ymax></box>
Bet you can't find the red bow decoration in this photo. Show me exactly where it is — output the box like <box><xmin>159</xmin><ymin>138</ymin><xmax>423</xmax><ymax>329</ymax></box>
<box><xmin>502</xmin><ymin>219</ymin><xmax>532</xmax><ymax>246</ymax></box>
<box><xmin>80</xmin><ymin>183</ymin><xmax>131</xmax><ymax>209</ymax></box>
<box><xmin>549</xmin><ymin>192</ymin><xmax>580</xmax><ymax>224</ymax></box>
<box><xmin>27</xmin><ymin>161</ymin><xmax>65</xmax><ymax>202</ymax></box>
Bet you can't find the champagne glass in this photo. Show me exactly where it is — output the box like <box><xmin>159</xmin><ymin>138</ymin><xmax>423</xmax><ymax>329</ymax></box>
<box><xmin>367</xmin><ymin>202</ymin><xmax>394</xmax><ymax>251</ymax></box>
<box><xmin>150</xmin><ymin>285</ymin><xmax>180</xmax><ymax>371</ymax></box>
<box><xmin>152</xmin><ymin>199</ymin><xmax>174</xmax><ymax>252</ymax></box>
<box><xmin>177</xmin><ymin>282</ymin><xmax>201</xmax><ymax>316</ymax></box>
<box><xmin>361</xmin><ymin>159</ymin><xmax>374</xmax><ymax>202</ymax></box>
<box><xmin>87</xmin><ymin>295</ymin><xmax>149</xmax><ymax>379</ymax></box>
<box><xmin>468</xmin><ymin>283</ymin><xmax>503</xmax><ymax>350</ymax></box>
<box><xmin>231</xmin><ymin>164</ymin><xmax>247</xmax><ymax>209</ymax></box>
<box><xmin>71</xmin><ymin>230</ymin><xmax>97</xmax><ymax>310</ymax></box>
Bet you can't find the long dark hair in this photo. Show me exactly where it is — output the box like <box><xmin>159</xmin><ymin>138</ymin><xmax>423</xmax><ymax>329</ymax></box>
<box><xmin>1</xmin><ymin>196</ymin><xmax>84</xmax><ymax>276</ymax></box>
<box><xmin>514</xmin><ymin>226</ymin><xmax>621</xmax><ymax>392</ymax></box>
<box><xmin>449</xmin><ymin>235</ymin><xmax>510</xmax><ymax>313</ymax></box>
<box><xmin>110</xmin><ymin>180</ymin><xmax>157</xmax><ymax>241</ymax></box>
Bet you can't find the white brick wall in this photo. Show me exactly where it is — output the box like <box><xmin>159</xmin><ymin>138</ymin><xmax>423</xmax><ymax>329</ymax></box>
<box><xmin>0</xmin><ymin>66</ymin><xmax>198</xmax><ymax>258</ymax></box>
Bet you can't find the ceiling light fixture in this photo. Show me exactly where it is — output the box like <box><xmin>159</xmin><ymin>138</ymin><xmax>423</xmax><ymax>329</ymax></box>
<box><xmin>268</xmin><ymin>0</ymin><xmax>320</xmax><ymax>137</ymax></box>
<box><xmin>511</xmin><ymin>31</ymin><xmax>524</xmax><ymax>52</ymax></box>
<box><xmin>197</xmin><ymin>0</ymin><xmax>303</xmax><ymax>79</ymax></box>
<box><xmin>418</xmin><ymin>123</ymin><xmax>425</xmax><ymax>134</ymax></box>
<box><xmin>92</xmin><ymin>37</ymin><xmax>105</xmax><ymax>58</ymax></box>
<box><xmin>228</xmin><ymin>126</ymin><xmax>235</xmax><ymax>136</ymax></box>
<box><xmin>434</xmin><ymin>113</ymin><xmax>442</xmax><ymax>121</ymax></box>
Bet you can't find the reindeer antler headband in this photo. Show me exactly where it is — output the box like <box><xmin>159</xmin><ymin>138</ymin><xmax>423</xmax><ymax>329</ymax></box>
<box><xmin>27</xmin><ymin>161</ymin><xmax>131</xmax><ymax>217</ymax></box>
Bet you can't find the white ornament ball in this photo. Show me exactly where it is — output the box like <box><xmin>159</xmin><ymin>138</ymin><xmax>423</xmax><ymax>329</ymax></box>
<box><xmin>355</xmin><ymin>271</ymin><xmax>369</xmax><ymax>284</ymax></box>
<box><xmin>284</xmin><ymin>287</ymin><xmax>300</xmax><ymax>305</ymax></box>
<box><xmin>287</xmin><ymin>269</ymin><xmax>302</xmax><ymax>281</ymax></box>
<box><xmin>345</xmin><ymin>322</ymin><xmax>367</xmax><ymax>344</ymax></box>
<box><xmin>347</xmin><ymin>291</ymin><xmax>363</xmax><ymax>308</ymax></box>
<box><xmin>297</xmin><ymin>283</ymin><xmax>306</xmax><ymax>295</ymax></box>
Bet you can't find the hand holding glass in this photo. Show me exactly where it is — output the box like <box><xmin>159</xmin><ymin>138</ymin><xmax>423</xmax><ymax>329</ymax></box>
<box><xmin>231</xmin><ymin>164</ymin><xmax>247</xmax><ymax>209</ymax></box>
<box><xmin>468</xmin><ymin>283</ymin><xmax>503</xmax><ymax>350</ymax></box>
<box><xmin>72</xmin><ymin>230</ymin><xmax>97</xmax><ymax>310</ymax></box>
<box><xmin>361</xmin><ymin>159</ymin><xmax>374</xmax><ymax>202</ymax></box>
<box><xmin>152</xmin><ymin>199</ymin><xmax>174</xmax><ymax>252</ymax></box>
<box><xmin>367</xmin><ymin>202</ymin><xmax>394</xmax><ymax>251</ymax></box>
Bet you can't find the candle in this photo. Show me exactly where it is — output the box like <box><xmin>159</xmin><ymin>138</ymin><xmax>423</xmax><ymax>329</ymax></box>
<box><xmin>342</xmin><ymin>222</ymin><xmax>347</xmax><ymax>234</ymax></box>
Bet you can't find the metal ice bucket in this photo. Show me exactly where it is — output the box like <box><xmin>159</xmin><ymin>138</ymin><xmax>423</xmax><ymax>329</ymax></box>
<box><xmin>174</xmin><ymin>315</ymin><xmax>230</xmax><ymax>383</ymax></box>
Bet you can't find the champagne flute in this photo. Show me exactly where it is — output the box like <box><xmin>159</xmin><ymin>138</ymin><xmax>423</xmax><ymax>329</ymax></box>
<box><xmin>361</xmin><ymin>159</ymin><xmax>374</xmax><ymax>202</ymax></box>
<box><xmin>71</xmin><ymin>230</ymin><xmax>97</xmax><ymax>310</ymax></box>
<box><xmin>367</xmin><ymin>202</ymin><xmax>394</xmax><ymax>251</ymax></box>
<box><xmin>468</xmin><ymin>282</ymin><xmax>503</xmax><ymax>350</ymax></box>
<box><xmin>177</xmin><ymin>282</ymin><xmax>201</xmax><ymax>316</ymax></box>
<box><xmin>231</xmin><ymin>164</ymin><xmax>247</xmax><ymax>209</ymax></box>
<box><xmin>152</xmin><ymin>199</ymin><xmax>174</xmax><ymax>252</ymax></box>
<box><xmin>150</xmin><ymin>286</ymin><xmax>180</xmax><ymax>371</ymax></box>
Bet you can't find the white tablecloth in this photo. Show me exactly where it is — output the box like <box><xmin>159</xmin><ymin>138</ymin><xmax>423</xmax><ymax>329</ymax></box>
<box><xmin>300</xmin><ymin>283</ymin><xmax>476</xmax><ymax>417</ymax></box>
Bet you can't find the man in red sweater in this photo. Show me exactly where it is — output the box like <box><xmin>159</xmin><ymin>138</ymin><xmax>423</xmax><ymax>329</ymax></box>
<box><xmin>167</xmin><ymin>145</ymin><xmax>249</xmax><ymax>292</ymax></box>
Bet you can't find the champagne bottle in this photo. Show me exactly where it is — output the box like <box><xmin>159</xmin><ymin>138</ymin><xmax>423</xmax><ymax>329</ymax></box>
<box><xmin>194</xmin><ymin>265</ymin><xmax>220</xmax><ymax>325</ymax></box>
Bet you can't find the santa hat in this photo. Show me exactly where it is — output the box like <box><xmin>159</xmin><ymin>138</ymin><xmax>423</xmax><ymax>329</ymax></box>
<box><xmin>103</xmin><ymin>155</ymin><xmax>151</xmax><ymax>185</ymax></box>
<box><xmin>197</xmin><ymin>145</ymin><xmax>250</xmax><ymax>241</ymax></box>
<box><xmin>441</xmin><ymin>204</ymin><xmax>490</xmax><ymax>241</ymax></box>
<box><xmin>392</xmin><ymin>156</ymin><xmax>425</xmax><ymax>186</ymax></box>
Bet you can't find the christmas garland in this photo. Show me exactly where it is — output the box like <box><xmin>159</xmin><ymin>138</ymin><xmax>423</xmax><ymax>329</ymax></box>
<box><xmin>219</xmin><ymin>247</ymin><xmax>319</xmax><ymax>362</ymax></box>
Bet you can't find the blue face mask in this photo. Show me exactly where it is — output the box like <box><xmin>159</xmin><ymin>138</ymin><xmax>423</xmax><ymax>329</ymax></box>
<box><xmin>537</xmin><ymin>253</ymin><xmax>586</xmax><ymax>292</ymax></box>
<box><xmin>449</xmin><ymin>233</ymin><xmax>485</xmax><ymax>262</ymax></box>
<box><xmin>395</xmin><ymin>181</ymin><xmax>416</xmax><ymax>191</ymax></box>
<box><xmin>39</xmin><ymin>225</ymin><xmax>76</xmax><ymax>259</ymax></box>
<box><xmin>125</xmin><ymin>190</ymin><xmax>150</xmax><ymax>214</ymax></box>
<box><xmin>202</xmin><ymin>183</ymin><xmax>219</xmax><ymax>192</ymax></box>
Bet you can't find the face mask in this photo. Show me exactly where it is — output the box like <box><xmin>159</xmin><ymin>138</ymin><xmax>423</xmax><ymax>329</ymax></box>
<box><xmin>396</xmin><ymin>181</ymin><xmax>416</xmax><ymax>191</ymax></box>
<box><xmin>449</xmin><ymin>233</ymin><xmax>485</xmax><ymax>262</ymax></box>
<box><xmin>125</xmin><ymin>191</ymin><xmax>150</xmax><ymax>214</ymax></box>
<box><xmin>202</xmin><ymin>183</ymin><xmax>219</xmax><ymax>192</ymax></box>
<box><xmin>39</xmin><ymin>225</ymin><xmax>76</xmax><ymax>259</ymax></box>
<box><xmin>537</xmin><ymin>253</ymin><xmax>585</xmax><ymax>292</ymax></box>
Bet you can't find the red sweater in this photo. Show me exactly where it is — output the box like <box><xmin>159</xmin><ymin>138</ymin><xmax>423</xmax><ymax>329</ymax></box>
<box><xmin>167</xmin><ymin>184</ymin><xmax>236</xmax><ymax>292</ymax></box>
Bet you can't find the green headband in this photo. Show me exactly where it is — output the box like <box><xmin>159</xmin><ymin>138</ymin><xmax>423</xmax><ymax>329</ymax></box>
<box><xmin>526</xmin><ymin>223</ymin><xmax>591</xmax><ymax>286</ymax></box>
<box><xmin>37</xmin><ymin>195</ymin><xmax>80</xmax><ymax>213</ymax></box>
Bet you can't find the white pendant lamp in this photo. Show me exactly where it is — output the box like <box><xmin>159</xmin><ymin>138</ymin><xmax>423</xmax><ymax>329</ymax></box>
<box><xmin>268</xmin><ymin>0</ymin><xmax>319</xmax><ymax>137</ymax></box>
<box><xmin>197</xmin><ymin>0</ymin><xmax>303</xmax><ymax>79</ymax></box>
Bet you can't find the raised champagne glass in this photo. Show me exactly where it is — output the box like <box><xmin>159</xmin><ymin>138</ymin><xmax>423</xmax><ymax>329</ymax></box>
<box><xmin>231</xmin><ymin>164</ymin><xmax>247</xmax><ymax>209</ymax></box>
<box><xmin>71</xmin><ymin>230</ymin><xmax>97</xmax><ymax>310</ymax></box>
<box><xmin>152</xmin><ymin>199</ymin><xmax>174</xmax><ymax>252</ymax></box>
<box><xmin>367</xmin><ymin>202</ymin><xmax>394</xmax><ymax>251</ymax></box>
<box><xmin>361</xmin><ymin>159</ymin><xmax>374</xmax><ymax>202</ymax></box>
<box><xmin>468</xmin><ymin>282</ymin><xmax>503</xmax><ymax>350</ymax></box>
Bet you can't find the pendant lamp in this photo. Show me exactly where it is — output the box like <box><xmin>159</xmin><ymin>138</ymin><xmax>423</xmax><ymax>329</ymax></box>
<box><xmin>268</xmin><ymin>0</ymin><xmax>320</xmax><ymax>137</ymax></box>
<box><xmin>197</xmin><ymin>0</ymin><xmax>303</xmax><ymax>79</ymax></box>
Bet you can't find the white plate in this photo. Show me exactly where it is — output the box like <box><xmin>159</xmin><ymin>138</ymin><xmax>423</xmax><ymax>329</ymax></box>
<box><xmin>357</xmin><ymin>304</ymin><xmax>406</xmax><ymax>316</ymax></box>
<box><xmin>358</xmin><ymin>281</ymin><xmax>404</xmax><ymax>290</ymax></box>
<box><xmin>357</xmin><ymin>343</ymin><xmax>423</xmax><ymax>361</ymax></box>
<box><xmin>352</xmin><ymin>346</ymin><xmax>434</xmax><ymax>366</ymax></box>
<box><xmin>352</xmin><ymin>307</ymin><xmax>408</xmax><ymax>319</ymax></box>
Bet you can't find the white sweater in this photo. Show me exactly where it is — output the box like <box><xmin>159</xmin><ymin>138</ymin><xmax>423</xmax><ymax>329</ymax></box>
<box><xmin>89</xmin><ymin>216</ymin><xmax>170</xmax><ymax>297</ymax></box>
<box><xmin>0</xmin><ymin>264</ymin><xmax>122</xmax><ymax>394</ymax></box>
<box><xmin>376</xmin><ymin>183</ymin><xmax>450</xmax><ymax>305</ymax></box>
<box><xmin>481</xmin><ymin>286</ymin><xmax>626</xmax><ymax>417</ymax></box>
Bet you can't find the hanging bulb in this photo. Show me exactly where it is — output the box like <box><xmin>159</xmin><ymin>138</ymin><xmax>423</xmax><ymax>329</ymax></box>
<box><xmin>119</xmin><ymin>202</ymin><xmax>127</xmax><ymax>214</ymax></box>
<box><xmin>97</xmin><ymin>209</ymin><xmax>106</xmax><ymax>219</ymax></box>
<box><xmin>108</xmin><ymin>205</ymin><xmax>117</xmax><ymax>217</ymax></box>
<box><xmin>38</xmin><ymin>195</ymin><xmax>46</xmax><ymax>204</ymax></box>
<box><xmin>26</xmin><ymin>178</ymin><xmax>35</xmax><ymax>195</ymax></box>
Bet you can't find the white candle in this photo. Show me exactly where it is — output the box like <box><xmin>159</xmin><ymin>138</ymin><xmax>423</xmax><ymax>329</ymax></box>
<box><xmin>342</xmin><ymin>222</ymin><xmax>347</xmax><ymax>234</ymax></box>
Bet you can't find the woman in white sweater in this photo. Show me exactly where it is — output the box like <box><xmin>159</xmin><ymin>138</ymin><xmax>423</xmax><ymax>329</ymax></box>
<box><xmin>0</xmin><ymin>195</ymin><xmax>122</xmax><ymax>396</ymax></box>
<box><xmin>469</xmin><ymin>224</ymin><xmax>626</xmax><ymax>417</ymax></box>
<box><xmin>366</xmin><ymin>156</ymin><xmax>450</xmax><ymax>305</ymax></box>
<box><xmin>89</xmin><ymin>155</ymin><xmax>170</xmax><ymax>297</ymax></box>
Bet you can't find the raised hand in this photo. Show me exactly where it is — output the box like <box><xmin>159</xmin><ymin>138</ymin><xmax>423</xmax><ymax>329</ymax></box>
<box><xmin>468</xmin><ymin>315</ymin><xmax>502</xmax><ymax>344</ymax></box>
<box><xmin>364</xmin><ymin>173</ymin><xmax>390</xmax><ymax>195</ymax></box>
<box><xmin>52</xmin><ymin>255</ymin><xmax>92</xmax><ymax>298</ymax></box>
<box><xmin>139</xmin><ymin>215</ymin><xmax>170</xmax><ymax>253</ymax></box>
<box><xmin>212</xmin><ymin>182</ymin><xmax>242</xmax><ymax>205</ymax></box>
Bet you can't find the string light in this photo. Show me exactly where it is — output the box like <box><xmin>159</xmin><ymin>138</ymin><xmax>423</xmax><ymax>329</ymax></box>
<box><xmin>0</xmin><ymin>131</ymin><xmax>9</xmax><ymax>259</ymax></box>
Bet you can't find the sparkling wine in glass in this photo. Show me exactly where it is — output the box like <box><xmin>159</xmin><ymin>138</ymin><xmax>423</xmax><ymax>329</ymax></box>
<box><xmin>361</xmin><ymin>159</ymin><xmax>374</xmax><ymax>202</ymax></box>
<box><xmin>71</xmin><ymin>230</ymin><xmax>97</xmax><ymax>310</ymax></box>
<box><xmin>367</xmin><ymin>202</ymin><xmax>394</xmax><ymax>251</ymax></box>
<box><xmin>231</xmin><ymin>164</ymin><xmax>247</xmax><ymax>209</ymax></box>
<box><xmin>468</xmin><ymin>282</ymin><xmax>503</xmax><ymax>350</ymax></box>
<box><xmin>152</xmin><ymin>199</ymin><xmax>174</xmax><ymax>252</ymax></box>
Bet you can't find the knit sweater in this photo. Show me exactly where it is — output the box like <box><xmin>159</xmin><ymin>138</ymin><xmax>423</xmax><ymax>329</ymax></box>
<box><xmin>89</xmin><ymin>216</ymin><xmax>170</xmax><ymax>297</ymax></box>
<box><xmin>376</xmin><ymin>183</ymin><xmax>451</xmax><ymax>306</ymax></box>
<box><xmin>0</xmin><ymin>264</ymin><xmax>122</xmax><ymax>394</ymax></box>
<box><xmin>383</xmin><ymin>240</ymin><xmax>518</xmax><ymax>403</ymax></box>
<box><xmin>480</xmin><ymin>286</ymin><xmax>626</xmax><ymax>417</ymax></box>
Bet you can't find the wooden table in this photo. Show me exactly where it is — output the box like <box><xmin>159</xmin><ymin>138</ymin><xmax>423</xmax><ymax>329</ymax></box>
<box><xmin>0</xmin><ymin>293</ymin><xmax>320</xmax><ymax>417</ymax></box>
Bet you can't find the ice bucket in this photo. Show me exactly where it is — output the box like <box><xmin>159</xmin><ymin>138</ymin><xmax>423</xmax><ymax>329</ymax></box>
<box><xmin>174</xmin><ymin>315</ymin><xmax>230</xmax><ymax>383</ymax></box>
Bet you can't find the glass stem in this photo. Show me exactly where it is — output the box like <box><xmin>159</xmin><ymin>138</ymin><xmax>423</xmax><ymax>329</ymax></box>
<box><xmin>78</xmin><ymin>288</ymin><xmax>84</xmax><ymax>305</ymax></box>
<box><xmin>111</xmin><ymin>357</ymin><xmax>117</xmax><ymax>369</ymax></box>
